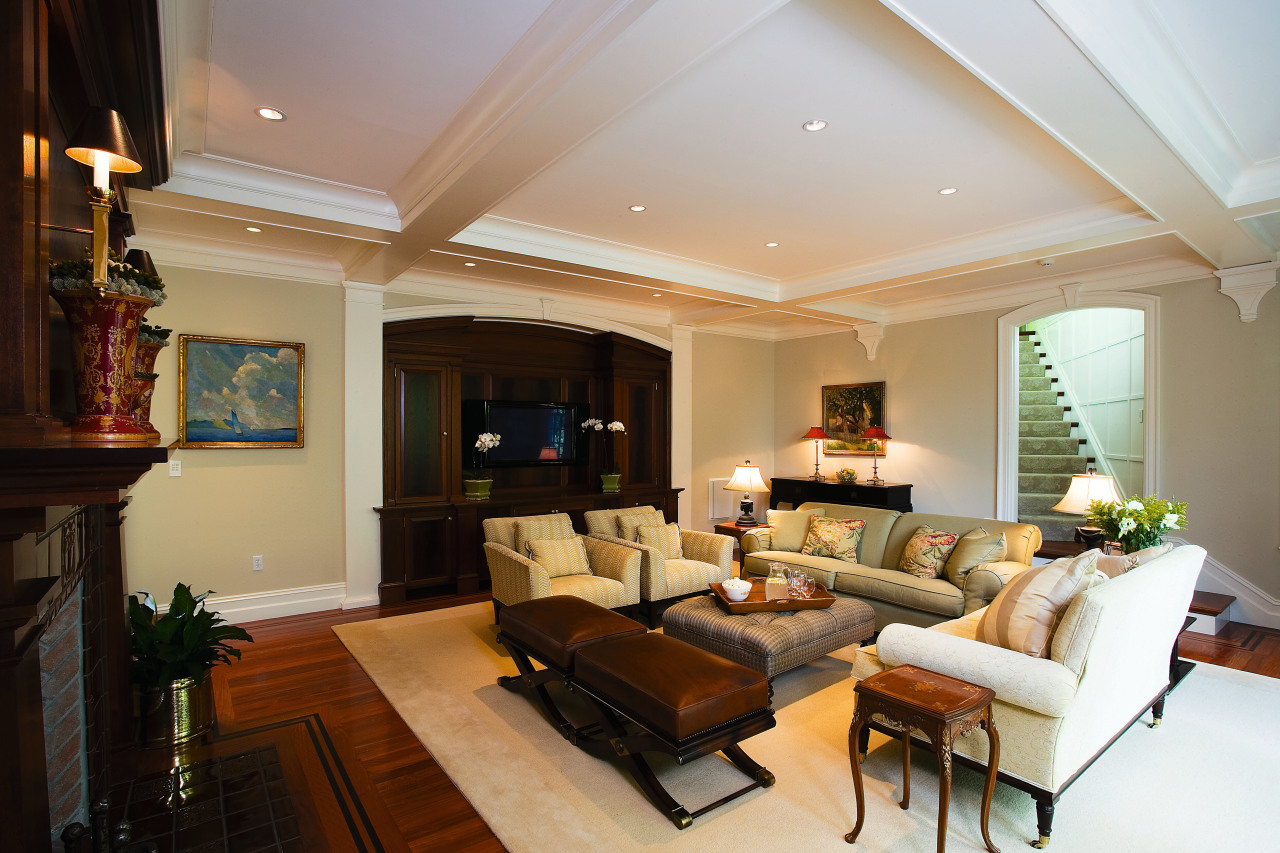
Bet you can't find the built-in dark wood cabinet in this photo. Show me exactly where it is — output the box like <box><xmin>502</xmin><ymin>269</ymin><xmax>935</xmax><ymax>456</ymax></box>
<box><xmin>769</xmin><ymin>477</ymin><xmax>913</xmax><ymax>513</ymax></box>
<box><xmin>375</xmin><ymin>319</ymin><xmax>679</xmax><ymax>604</ymax></box>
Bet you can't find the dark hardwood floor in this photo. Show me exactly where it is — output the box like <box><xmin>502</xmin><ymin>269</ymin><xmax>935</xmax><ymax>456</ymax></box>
<box><xmin>134</xmin><ymin>593</ymin><xmax>1277</xmax><ymax>852</ymax></box>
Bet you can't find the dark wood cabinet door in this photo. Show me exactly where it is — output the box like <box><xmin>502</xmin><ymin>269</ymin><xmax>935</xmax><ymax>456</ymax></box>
<box><xmin>390</xmin><ymin>362</ymin><xmax>450</xmax><ymax>503</ymax></box>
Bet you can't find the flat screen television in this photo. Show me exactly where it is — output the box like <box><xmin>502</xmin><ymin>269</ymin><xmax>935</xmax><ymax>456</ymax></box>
<box><xmin>461</xmin><ymin>400</ymin><xmax>588</xmax><ymax>467</ymax></box>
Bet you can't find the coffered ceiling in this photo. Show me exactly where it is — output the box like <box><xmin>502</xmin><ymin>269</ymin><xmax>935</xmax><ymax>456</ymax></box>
<box><xmin>129</xmin><ymin>0</ymin><xmax>1280</xmax><ymax>339</ymax></box>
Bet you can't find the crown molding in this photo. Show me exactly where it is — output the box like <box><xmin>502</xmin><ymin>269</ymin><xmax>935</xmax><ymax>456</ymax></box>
<box><xmin>381</xmin><ymin>302</ymin><xmax>672</xmax><ymax>351</ymax></box>
<box><xmin>129</xmin><ymin>230</ymin><xmax>345</xmax><ymax>285</ymax></box>
<box><xmin>451</xmin><ymin>216</ymin><xmax>780</xmax><ymax>300</ymax></box>
<box><xmin>162</xmin><ymin>153</ymin><xmax>402</xmax><ymax>231</ymax></box>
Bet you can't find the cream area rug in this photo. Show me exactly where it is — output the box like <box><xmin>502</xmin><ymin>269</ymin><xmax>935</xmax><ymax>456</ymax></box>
<box><xmin>334</xmin><ymin>603</ymin><xmax>1279</xmax><ymax>852</ymax></box>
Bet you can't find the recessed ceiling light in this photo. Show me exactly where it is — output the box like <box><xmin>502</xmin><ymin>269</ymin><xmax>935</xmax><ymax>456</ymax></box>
<box><xmin>802</xmin><ymin>119</ymin><xmax>828</xmax><ymax>132</ymax></box>
<box><xmin>652</xmin><ymin>293</ymin><xmax>662</xmax><ymax>298</ymax></box>
<box><xmin>938</xmin><ymin>187</ymin><xmax>959</xmax><ymax>195</ymax></box>
<box><xmin>765</xmin><ymin>242</ymin><xmax>779</xmax><ymax>247</ymax></box>
<box><xmin>245</xmin><ymin>226</ymin><xmax>262</xmax><ymax>233</ymax></box>
<box><xmin>464</xmin><ymin>262</ymin><xmax>477</xmax><ymax>267</ymax></box>
<box><xmin>629</xmin><ymin>205</ymin><xmax>646</xmax><ymax>212</ymax></box>
<box><xmin>256</xmin><ymin>107</ymin><xmax>286</xmax><ymax>121</ymax></box>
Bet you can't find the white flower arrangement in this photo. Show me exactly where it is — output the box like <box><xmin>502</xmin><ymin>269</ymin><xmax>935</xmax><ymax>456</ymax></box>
<box><xmin>1086</xmin><ymin>493</ymin><xmax>1187</xmax><ymax>554</ymax></box>
<box><xmin>468</xmin><ymin>432</ymin><xmax>501</xmax><ymax>479</ymax></box>
<box><xmin>582</xmin><ymin>418</ymin><xmax>626</xmax><ymax>474</ymax></box>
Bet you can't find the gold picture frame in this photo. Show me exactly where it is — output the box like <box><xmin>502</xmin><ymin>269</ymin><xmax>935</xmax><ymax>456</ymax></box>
<box><xmin>821</xmin><ymin>382</ymin><xmax>885</xmax><ymax>456</ymax></box>
<box><xmin>177</xmin><ymin>334</ymin><xmax>305</xmax><ymax>448</ymax></box>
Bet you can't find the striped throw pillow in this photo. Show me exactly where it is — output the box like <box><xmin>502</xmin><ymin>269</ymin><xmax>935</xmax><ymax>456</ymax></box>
<box><xmin>637</xmin><ymin>523</ymin><xmax>683</xmax><ymax>559</ymax></box>
<box><xmin>618</xmin><ymin>509</ymin><xmax>666</xmax><ymax>541</ymax></box>
<box><xmin>976</xmin><ymin>550</ymin><xmax>1099</xmax><ymax>657</ymax></box>
<box><xmin>526</xmin><ymin>536</ymin><xmax>592</xmax><ymax>578</ymax></box>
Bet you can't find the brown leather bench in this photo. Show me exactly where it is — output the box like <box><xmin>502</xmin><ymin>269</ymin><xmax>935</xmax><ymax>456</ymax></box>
<box><xmin>497</xmin><ymin>595</ymin><xmax>776</xmax><ymax>828</ymax></box>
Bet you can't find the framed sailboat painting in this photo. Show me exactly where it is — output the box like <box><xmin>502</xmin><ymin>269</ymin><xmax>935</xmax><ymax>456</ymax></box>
<box><xmin>177</xmin><ymin>335</ymin><xmax>304</xmax><ymax>448</ymax></box>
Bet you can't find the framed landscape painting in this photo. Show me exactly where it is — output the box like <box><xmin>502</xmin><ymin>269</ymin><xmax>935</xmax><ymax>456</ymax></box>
<box><xmin>178</xmin><ymin>335</ymin><xmax>305</xmax><ymax>448</ymax></box>
<box><xmin>821</xmin><ymin>382</ymin><xmax>885</xmax><ymax>455</ymax></box>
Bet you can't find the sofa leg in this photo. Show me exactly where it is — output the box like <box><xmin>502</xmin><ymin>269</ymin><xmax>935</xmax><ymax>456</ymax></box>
<box><xmin>1149</xmin><ymin>689</ymin><xmax>1167</xmax><ymax>728</ymax></box>
<box><xmin>1031</xmin><ymin>798</ymin><xmax>1054</xmax><ymax>848</ymax></box>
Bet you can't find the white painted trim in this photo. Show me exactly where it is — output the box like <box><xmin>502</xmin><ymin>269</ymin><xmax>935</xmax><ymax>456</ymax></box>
<box><xmin>853</xmin><ymin>323</ymin><xmax>885</xmax><ymax>360</ymax></box>
<box><xmin>452</xmin><ymin>216</ymin><xmax>780</xmax><ymax>301</ymax></box>
<box><xmin>158</xmin><ymin>583</ymin><xmax>349</xmax><ymax>624</ymax></box>
<box><xmin>382</xmin><ymin>302</ymin><xmax>673</xmax><ymax>351</ymax></box>
<box><xmin>671</xmin><ymin>325</ymin><xmax>695</xmax><ymax>530</ymax></box>
<box><xmin>1168</xmin><ymin>536</ymin><xmax>1280</xmax><ymax>631</ymax></box>
<box><xmin>996</xmin><ymin>290</ymin><xmax>1160</xmax><ymax>522</ymax></box>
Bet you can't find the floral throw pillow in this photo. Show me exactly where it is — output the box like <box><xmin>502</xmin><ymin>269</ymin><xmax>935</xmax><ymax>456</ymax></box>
<box><xmin>898</xmin><ymin>525</ymin><xmax>961</xmax><ymax>579</ymax></box>
<box><xmin>801</xmin><ymin>517</ymin><xmax>866</xmax><ymax>562</ymax></box>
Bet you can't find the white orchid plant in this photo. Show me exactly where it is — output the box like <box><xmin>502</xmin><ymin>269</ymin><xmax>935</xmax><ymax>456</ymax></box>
<box><xmin>1086</xmin><ymin>494</ymin><xmax>1188</xmax><ymax>554</ymax></box>
<box><xmin>468</xmin><ymin>432</ymin><xmax>501</xmax><ymax>479</ymax></box>
<box><xmin>581</xmin><ymin>418</ymin><xmax>626</xmax><ymax>475</ymax></box>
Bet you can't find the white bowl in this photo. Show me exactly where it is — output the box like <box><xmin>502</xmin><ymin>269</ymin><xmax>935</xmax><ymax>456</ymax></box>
<box><xmin>722</xmin><ymin>579</ymin><xmax>752</xmax><ymax>601</ymax></box>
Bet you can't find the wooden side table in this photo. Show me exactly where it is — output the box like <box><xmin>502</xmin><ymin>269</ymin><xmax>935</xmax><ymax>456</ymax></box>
<box><xmin>846</xmin><ymin>664</ymin><xmax>1001</xmax><ymax>853</ymax></box>
<box><xmin>713</xmin><ymin>522</ymin><xmax>769</xmax><ymax>572</ymax></box>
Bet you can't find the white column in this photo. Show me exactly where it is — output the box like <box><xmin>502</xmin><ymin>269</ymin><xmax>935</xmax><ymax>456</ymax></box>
<box><xmin>671</xmin><ymin>325</ymin><xmax>694</xmax><ymax>529</ymax></box>
<box><xmin>342</xmin><ymin>282</ymin><xmax>385</xmax><ymax>609</ymax></box>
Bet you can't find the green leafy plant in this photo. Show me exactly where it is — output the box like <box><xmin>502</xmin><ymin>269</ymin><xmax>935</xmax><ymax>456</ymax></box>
<box><xmin>1086</xmin><ymin>494</ymin><xmax>1188</xmax><ymax>554</ymax></box>
<box><xmin>127</xmin><ymin>583</ymin><xmax>253</xmax><ymax>689</ymax></box>
<box><xmin>49</xmin><ymin>247</ymin><xmax>167</xmax><ymax>304</ymax></box>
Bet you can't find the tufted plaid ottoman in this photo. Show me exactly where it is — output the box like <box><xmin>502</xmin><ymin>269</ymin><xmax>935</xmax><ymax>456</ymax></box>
<box><xmin>661</xmin><ymin>594</ymin><xmax>875</xmax><ymax>680</ymax></box>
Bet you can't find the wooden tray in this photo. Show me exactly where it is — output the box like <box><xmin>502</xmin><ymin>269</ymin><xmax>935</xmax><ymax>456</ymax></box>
<box><xmin>710</xmin><ymin>577</ymin><xmax>835</xmax><ymax>614</ymax></box>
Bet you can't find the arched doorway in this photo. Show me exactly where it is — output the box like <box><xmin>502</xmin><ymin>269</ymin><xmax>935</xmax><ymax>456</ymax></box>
<box><xmin>996</xmin><ymin>290</ymin><xmax>1160</xmax><ymax>525</ymax></box>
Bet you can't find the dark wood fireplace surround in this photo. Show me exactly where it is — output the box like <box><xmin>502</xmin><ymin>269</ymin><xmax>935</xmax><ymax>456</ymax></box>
<box><xmin>3</xmin><ymin>2</ymin><xmax>170</xmax><ymax>850</ymax></box>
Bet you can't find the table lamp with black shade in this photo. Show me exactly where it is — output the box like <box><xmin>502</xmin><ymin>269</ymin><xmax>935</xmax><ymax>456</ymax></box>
<box><xmin>1050</xmin><ymin>469</ymin><xmax>1122</xmax><ymax>550</ymax></box>
<box><xmin>724</xmin><ymin>461</ymin><xmax>770</xmax><ymax>526</ymax></box>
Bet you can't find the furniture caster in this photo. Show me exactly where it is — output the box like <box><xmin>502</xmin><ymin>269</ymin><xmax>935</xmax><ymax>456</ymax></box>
<box><xmin>670</xmin><ymin>808</ymin><xmax>693</xmax><ymax>830</ymax></box>
<box><xmin>1031</xmin><ymin>835</ymin><xmax>1051</xmax><ymax>848</ymax></box>
<box><xmin>758</xmin><ymin>769</ymin><xmax>776</xmax><ymax>787</ymax></box>
<box><xmin>1148</xmin><ymin>717</ymin><xmax>1162</xmax><ymax>729</ymax></box>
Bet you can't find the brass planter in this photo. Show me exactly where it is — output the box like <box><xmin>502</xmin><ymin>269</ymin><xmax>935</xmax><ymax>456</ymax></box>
<box><xmin>140</xmin><ymin>676</ymin><xmax>214</xmax><ymax>748</ymax></box>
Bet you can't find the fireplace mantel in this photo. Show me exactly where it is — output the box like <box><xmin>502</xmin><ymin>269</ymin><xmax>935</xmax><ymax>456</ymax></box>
<box><xmin>0</xmin><ymin>443</ymin><xmax>168</xmax><ymax>852</ymax></box>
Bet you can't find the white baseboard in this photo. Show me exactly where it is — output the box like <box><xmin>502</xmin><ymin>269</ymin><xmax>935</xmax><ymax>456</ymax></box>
<box><xmin>1170</xmin><ymin>537</ymin><xmax>1280</xmax><ymax>630</ymax></box>
<box><xmin>197</xmin><ymin>583</ymin><xmax>348</xmax><ymax>624</ymax></box>
<box><xmin>1185</xmin><ymin>612</ymin><xmax>1230</xmax><ymax>636</ymax></box>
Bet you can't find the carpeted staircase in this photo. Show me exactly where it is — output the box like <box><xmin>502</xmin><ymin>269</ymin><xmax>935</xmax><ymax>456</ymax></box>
<box><xmin>1018</xmin><ymin>332</ymin><xmax>1092</xmax><ymax>542</ymax></box>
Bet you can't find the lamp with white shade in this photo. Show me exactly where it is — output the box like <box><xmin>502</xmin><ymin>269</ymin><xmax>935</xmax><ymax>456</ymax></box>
<box><xmin>1051</xmin><ymin>469</ymin><xmax>1122</xmax><ymax>549</ymax></box>
<box><xmin>723</xmin><ymin>461</ymin><xmax>770</xmax><ymax>526</ymax></box>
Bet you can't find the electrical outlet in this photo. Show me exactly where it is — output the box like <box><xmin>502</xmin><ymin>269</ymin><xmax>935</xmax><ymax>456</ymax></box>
<box><xmin>252</xmin><ymin>555</ymin><xmax>264</xmax><ymax>572</ymax></box>
<box><xmin>169</xmin><ymin>460</ymin><xmax>182</xmax><ymax>477</ymax></box>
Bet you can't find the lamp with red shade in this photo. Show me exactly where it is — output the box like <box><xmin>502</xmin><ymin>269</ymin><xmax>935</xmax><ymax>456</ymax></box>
<box><xmin>862</xmin><ymin>426</ymin><xmax>891</xmax><ymax>485</ymax></box>
<box><xmin>802</xmin><ymin>426</ymin><xmax>830</xmax><ymax>481</ymax></box>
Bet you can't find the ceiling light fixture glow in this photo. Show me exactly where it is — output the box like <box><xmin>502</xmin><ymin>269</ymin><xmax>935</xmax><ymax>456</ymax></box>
<box><xmin>629</xmin><ymin>205</ymin><xmax>646</xmax><ymax>212</ymax></box>
<box><xmin>256</xmin><ymin>107</ymin><xmax>286</xmax><ymax>121</ymax></box>
<box><xmin>765</xmin><ymin>242</ymin><xmax>779</xmax><ymax>248</ymax></box>
<box><xmin>802</xmin><ymin>119</ymin><xmax>828</xmax><ymax>132</ymax></box>
<box><xmin>938</xmin><ymin>187</ymin><xmax>959</xmax><ymax>195</ymax></box>
<box><xmin>245</xmin><ymin>226</ymin><xmax>262</xmax><ymax>233</ymax></box>
<box><xmin>464</xmin><ymin>262</ymin><xmax>477</xmax><ymax>267</ymax></box>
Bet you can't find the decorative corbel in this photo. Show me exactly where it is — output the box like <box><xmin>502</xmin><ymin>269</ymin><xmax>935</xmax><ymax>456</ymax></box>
<box><xmin>1214</xmin><ymin>262</ymin><xmax>1277</xmax><ymax>322</ymax></box>
<box><xmin>853</xmin><ymin>323</ymin><xmax>885</xmax><ymax>361</ymax></box>
<box><xmin>1059</xmin><ymin>282</ymin><xmax>1084</xmax><ymax>309</ymax></box>
<box><xmin>540</xmin><ymin>297</ymin><xmax>554</xmax><ymax>321</ymax></box>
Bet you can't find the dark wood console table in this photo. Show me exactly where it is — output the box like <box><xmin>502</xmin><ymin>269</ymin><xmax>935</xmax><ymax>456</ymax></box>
<box><xmin>768</xmin><ymin>477</ymin><xmax>912</xmax><ymax>513</ymax></box>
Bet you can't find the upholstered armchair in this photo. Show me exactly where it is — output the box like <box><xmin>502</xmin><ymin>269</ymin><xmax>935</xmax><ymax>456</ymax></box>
<box><xmin>482</xmin><ymin>513</ymin><xmax>640</xmax><ymax>623</ymax></box>
<box><xmin>583</xmin><ymin>506</ymin><xmax>733</xmax><ymax>626</ymax></box>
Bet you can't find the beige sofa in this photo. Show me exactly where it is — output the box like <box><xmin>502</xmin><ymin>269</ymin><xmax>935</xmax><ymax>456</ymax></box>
<box><xmin>849</xmin><ymin>543</ymin><xmax>1205</xmax><ymax>847</ymax></box>
<box><xmin>740</xmin><ymin>502</ymin><xmax>1042</xmax><ymax>629</ymax></box>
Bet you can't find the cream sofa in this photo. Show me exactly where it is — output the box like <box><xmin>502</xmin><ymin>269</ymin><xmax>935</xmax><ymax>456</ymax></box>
<box><xmin>740</xmin><ymin>502</ymin><xmax>1042</xmax><ymax>629</ymax></box>
<box><xmin>850</xmin><ymin>543</ymin><xmax>1206</xmax><ymax>848</ymax></box>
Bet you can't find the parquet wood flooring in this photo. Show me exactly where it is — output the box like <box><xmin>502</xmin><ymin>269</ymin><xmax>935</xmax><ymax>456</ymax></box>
<box><xmin>161</xmin><ymin>593</ymin><xmax>1277</xmax><ymax>852</ymax></box>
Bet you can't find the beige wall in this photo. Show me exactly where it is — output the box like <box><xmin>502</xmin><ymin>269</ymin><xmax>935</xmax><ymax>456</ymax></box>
<box><xmin>771</xmin><ymin>281</ymin><xmax>1280</xmax><ymax>606</ymax></box>
<box><xmin>690</xmin><ymin>333</ymin><xmax>775</xmax><ymax>531</ymax></box>
<box><xmin>1142</xmin><ymin>277</ymin><xmax>1280</xmax><ymax>595</ymax></box>
<box><xmin>122</xmin><ymin>267</ymin><xmax>346</xmax><ymax>606</ymax></box>
<box><xmin>775</xmin><ymin>313</ymin><xmax>1003</xmax><ymax>516</ymax></box>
